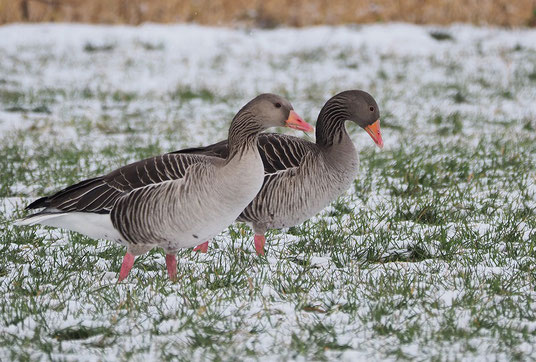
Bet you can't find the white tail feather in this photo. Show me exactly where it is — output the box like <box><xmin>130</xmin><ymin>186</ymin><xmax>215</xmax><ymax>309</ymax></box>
<box><xmin>13</xmin><ymin>211</ymin><xmax>122</xmax><ymax>242</ymax></box>
<box><xmin>13</xmin><ymin>213</ymin><xmax>67</xmax><ymax>226</ymax></box>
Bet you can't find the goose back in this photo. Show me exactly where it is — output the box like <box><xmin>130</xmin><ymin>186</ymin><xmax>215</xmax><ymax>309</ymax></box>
<box><xmin>173</xmin><ymin>133</ymin><xmax>311</xmax><ymax>174</ymax></box>
<box><xmin>172</xmin><ymin>131</ymin><xmax>359</xmax><ymax>233</ymax></box>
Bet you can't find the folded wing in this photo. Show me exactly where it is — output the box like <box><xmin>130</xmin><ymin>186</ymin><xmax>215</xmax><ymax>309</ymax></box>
<box><xmin>26</xmin><ymin>153</ymin><xmax>206</xmax><ymax>214</ymax></box>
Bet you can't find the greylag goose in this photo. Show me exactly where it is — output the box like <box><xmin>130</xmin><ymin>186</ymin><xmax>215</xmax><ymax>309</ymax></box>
<box><xmin>15</xmin><ymin>94</ymin><xmax>313</xmax><ymax>281</ymax></box>
<box><xmin>176</xmin><ymin>90</ymin><xmax>382</xmax><ymax>255</ymax></box>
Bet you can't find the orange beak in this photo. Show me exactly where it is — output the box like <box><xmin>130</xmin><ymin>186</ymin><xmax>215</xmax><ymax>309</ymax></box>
<box><xmin>285</xmin><ymin>110</ymin><xmax>314</xmax><ymax>132</ymax></box>
<box><xmin>364</xmin><ymin>119</ymin><xmax>383</xmax><ymax>148</ymax></box>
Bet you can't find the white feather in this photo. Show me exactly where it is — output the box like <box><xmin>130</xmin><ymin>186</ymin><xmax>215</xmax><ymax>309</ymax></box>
<box><xmin>14</xmin><ymin>212</ymin><xmax>122</xmax><ymax>242</ymax></box>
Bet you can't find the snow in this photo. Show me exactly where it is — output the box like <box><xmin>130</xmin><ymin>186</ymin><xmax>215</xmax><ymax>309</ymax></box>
<box><xmin>1</xmin><ymin>22</ymin><xmax>536</xmax><ymax>361</ymax></box>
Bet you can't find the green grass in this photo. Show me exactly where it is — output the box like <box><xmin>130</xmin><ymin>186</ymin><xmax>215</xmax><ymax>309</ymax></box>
<box><xmin>1</xmin><ymin>24</ymin><xmax>536</xmax><ymax>361</ymax></box>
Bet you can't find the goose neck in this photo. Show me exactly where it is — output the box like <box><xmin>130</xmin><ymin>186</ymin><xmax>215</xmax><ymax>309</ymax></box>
<box><xmin>227</xmin><ymin>111</ymin><xmax>263</xmax><ymax>160</ymax></box>
<box><xmin>315</xmin><ymin>106</ymin><xmax>350</xmax><ymax>148</ymax></box>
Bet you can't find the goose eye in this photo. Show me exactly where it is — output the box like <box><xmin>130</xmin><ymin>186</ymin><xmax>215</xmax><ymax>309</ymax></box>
<box><xmin>369</xmin><ymin>106</ymin><xmax>375</xmax><ymax>112</ymax></box>
<box><xmin>275</xmin><ymin>103</ymin><xmax>282</xmax><ymax>108</ymax></box>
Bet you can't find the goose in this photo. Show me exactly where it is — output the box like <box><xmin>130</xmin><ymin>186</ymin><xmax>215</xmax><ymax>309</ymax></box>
<box><xmin>175</xmin><ymin>90</ymin><xmax>382</xmax><ymax>255</ymax></box>
<box><xmin>15</xmin><ymin>94</ymin><xmax>313</xmax><ymax>281</ymax></box>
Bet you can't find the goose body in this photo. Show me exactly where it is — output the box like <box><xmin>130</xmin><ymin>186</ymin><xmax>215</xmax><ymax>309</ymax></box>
<box><xmin>20</xmin><ymin>153</ymin><xmax>263</xmax><ymax>256</ymax></box>
<box><xmin>109</xmin><ymin>150</ymin><xmax>264</xmax><ymax>253</ymax></box>
<box><xmin>179</xmin><ymin>90</ymin><xmax>383</xmax><ymax>255</ymax></box>
<box><xmin>16</xmin><ymin>94</ymin><xmax>312</xmax><ymax>281</ymax></box>
<box><xmin>241</xmin><ymin>132</ymin><xmax>359</xmax><ymax>232</ymax></box>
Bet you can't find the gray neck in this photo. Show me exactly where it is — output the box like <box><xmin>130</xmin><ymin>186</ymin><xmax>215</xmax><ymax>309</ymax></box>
<box><xmin>315</xmin><ymin>99</ymin><xmax>351</xmax><ymax>148</ymax></box>
<box><xmin>227</xmin><ymin>110</ymin><xmax>263</xmax><ymax>160</ymax></box>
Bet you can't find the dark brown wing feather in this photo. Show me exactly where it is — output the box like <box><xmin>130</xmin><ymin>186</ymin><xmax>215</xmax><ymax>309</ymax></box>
<box><xmin>26</xmin><ymin>153</ymin><xmax>204</xmax><ymax>214</ymax></box>
<box><xmin>171</xmin><ymin>139</ymin><xmax>229</xmax><ymax>159</ymax></box>
<box><xmin>172</xmin><ymin>133</ymin><xmax>314</xmax><ymax>174</ymax></box>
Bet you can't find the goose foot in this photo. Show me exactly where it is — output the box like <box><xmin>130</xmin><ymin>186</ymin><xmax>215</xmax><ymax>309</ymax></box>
<box><xmin>254</xmin><ymin>234</ymin><xmax>266</xmax><ymax>256</ymax></box>
<box><xmin>118</xmin><ymin>253</ymin><xmax>135</xmax><ymax>282</ymax></box>
<box><xmin>193</xmin><ymin>241</ymin><xmax>209</xmax><ymax>253</ymax></box>
<box><xmin>165</xmin><ymin>254</ymin><xmax>177</xmax><ymax>281</ymax></box>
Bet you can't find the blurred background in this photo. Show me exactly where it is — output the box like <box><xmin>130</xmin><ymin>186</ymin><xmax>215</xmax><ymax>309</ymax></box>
<box><xmin>1</xmin><ymin>0</ymin><xmax>536</xmax><ymax>27</ymax></box>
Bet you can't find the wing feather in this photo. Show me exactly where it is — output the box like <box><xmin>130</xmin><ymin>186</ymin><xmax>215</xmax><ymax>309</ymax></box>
<box><xmin>26</xmin><ymin>153</ymin><xmax>206</xmax><ymax>214</ymax></box>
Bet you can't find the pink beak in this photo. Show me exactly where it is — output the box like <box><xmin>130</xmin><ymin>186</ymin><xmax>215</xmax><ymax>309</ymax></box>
<box><xmin>364</xmin><ymin>119</ymin><xmax>383</xmax><ymax>148</ymax></box>
<box><xmin>285</xmin><ymin>110</ymin><xmax>314</xmax><ymax>132</ymax></box>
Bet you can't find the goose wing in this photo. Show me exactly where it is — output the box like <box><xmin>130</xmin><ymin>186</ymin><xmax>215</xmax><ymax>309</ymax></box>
<box><xmin>26</xmin><ymin>153</ymin><xmax>208</xmax><ymax>214</ymax></box>
<box><xmin>109</xmin><ymin>161</ymin><xmax>214</xmax><ymax>246</ymax></box>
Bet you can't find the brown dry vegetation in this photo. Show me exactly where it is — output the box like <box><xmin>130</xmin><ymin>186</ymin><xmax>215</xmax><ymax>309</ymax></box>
<box><xmin>1</xmin><ymin>0</ymin><xmax>536</xmax><ymax>27</ymax></box>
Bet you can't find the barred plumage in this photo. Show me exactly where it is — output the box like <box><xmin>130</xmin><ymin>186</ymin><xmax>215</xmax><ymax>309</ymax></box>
<box><xmin>16</xmin><ymin>93</ymin><xmax>312</xmax><ymax>281</ymax></box>
<box><xmin>25</xmin><ymin>153</ymin><xmax>207</xmax><ymax>214</ymax></box>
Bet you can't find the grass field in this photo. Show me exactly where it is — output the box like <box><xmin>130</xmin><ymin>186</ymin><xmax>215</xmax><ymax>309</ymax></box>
<box><xmin>1</xmin><ymin>23</ymin><xmax>536</xmax><ymax>361</ymax></box>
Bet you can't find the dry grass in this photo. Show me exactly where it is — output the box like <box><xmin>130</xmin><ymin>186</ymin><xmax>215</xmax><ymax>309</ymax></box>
<box><xmin>1</xmin><ymin>0</ymin><xmax>536</xmax><ymax>27</ymax></box>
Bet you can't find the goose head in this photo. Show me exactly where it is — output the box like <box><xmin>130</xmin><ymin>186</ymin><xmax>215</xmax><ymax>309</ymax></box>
<box><xmin>343</xmin><ymin>90</ymin><xmax>383</xmax><ymax>148</ymax></box>
<box><xmin>244</xmin><ymin>93</ymin><xmax>313</xmax><ymax>132</ymax></box>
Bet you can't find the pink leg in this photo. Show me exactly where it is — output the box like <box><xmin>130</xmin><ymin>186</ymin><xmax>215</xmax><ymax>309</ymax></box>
<box><xmin>193</xmin><ymin>241</ymin><xmax>209</xmax><ymax>253</ymax></box>
<box><xmin>118</xmin><ymin>252</ymin><xmax>135</xmax><ymax>282</ymax></box>
<box><xmin>254</xmin><ymin>234</ymin><xmax>266</xmax><ymax>256</ymax></box>
<box><xmin>165</xmin><ymin>254</ymin><xmax>177</xmax><ymax>281</ymax></box>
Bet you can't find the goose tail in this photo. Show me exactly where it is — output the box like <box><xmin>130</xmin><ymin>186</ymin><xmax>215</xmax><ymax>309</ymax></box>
<box><xmin>13</xmin><ymin>212</ymin><xmax>66</xmax><ymax>226</ymax></box>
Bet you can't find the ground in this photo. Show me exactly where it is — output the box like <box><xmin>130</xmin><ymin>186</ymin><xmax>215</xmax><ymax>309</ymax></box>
<box><xmin>0</xmin><ymin>23</ymin><xmax>536</xmax><ymax>361</ymax></box>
